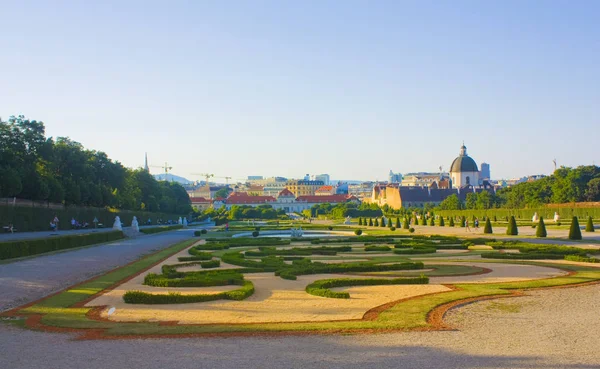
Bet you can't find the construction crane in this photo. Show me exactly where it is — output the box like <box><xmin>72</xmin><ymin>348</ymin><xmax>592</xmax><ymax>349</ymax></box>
<box><xmin>190</xmin><ymin>174</ymin><xmax>246</xmax><ymax>185</ymax></box>
<box><xmin>191</xmin><ymin>173</ymin><xmax>214</xmax><ymax>185</ymax></box>
<box><xmin>150</xmin><ymin>162</ymin><xmax>173</xmax><ymax>181</ymax></box>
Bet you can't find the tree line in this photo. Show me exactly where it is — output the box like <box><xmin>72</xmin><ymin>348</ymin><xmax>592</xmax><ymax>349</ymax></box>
<box><xmin>0</xmin><ymin>115</ymin><xmax>191</xmax><ymax>214</ymax></box>
<box><xmin>437</xmin><ymin>165</ymin><xmax>600</xmax><ymax>210</ymax></box>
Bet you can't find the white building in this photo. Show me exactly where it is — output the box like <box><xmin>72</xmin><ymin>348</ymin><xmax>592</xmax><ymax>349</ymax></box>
<box><xmin>450</xmin><ymin>144</ymin><xmax>481</xmax><ymax>188</ymax></box>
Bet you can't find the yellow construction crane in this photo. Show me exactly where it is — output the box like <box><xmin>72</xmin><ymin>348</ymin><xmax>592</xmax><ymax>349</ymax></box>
<box><xmin>191</xmin><ymin>173</ymin><xmax>214</xmax><ymax>184</ymax></box>
<box><xmin>150</xmin><ymin>162</ymin><xmax>173</xmax><ymax>181</ymax></box>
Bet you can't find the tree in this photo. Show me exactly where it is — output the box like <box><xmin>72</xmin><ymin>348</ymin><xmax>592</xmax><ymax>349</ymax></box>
<box><xmin>380</xmin><ymin>217</ymin><xmax>386</xmax><ymax>227</ymax></box>
<box><xmin>420</xmin><ymin>216</ymin><xmax>427</xmax><ymax>226</ymax></box>
<box><xmin>214</xmin><ymin>187</ymin><xmax>230</xmax><ymax>199</ymax></box>
<box><xmin>403</xmin><ymin>217</ymin><xmax>410</xmax><ymax>229</ymax></box>
<box><xmin>586</xmin><ymin>216</ymin><xmax>595</xmax><ymax>232</ymax></box>
<box><xmin>506</xmin><ymin>216</ymin><xmax>518</xmax><ymax>235</ymax></box>
<box><xmin>358</xmin><ymin>217</ymin><xmax>363</xmax><ymax>226</ymax></box>
<box><xmin>483</xmin><ymin>218</ymin><xmax>493</xmax><ymax>234</ymax></box>
<box><xmin>536</xmin><ymin>217</ymin><xmax>547</xmax><ymax>237</ymax></box>
<box><xmin>449</xmin><ymin>217</ymin><xmax>455</xmax><ymax>227</ymax></box>
<box><xmin>374</xmin><ymin>218</ymin><xmax>379</xmax><ymax>227</ymax></box>
<box><xmin>439</xmin><ymin>194</ymin><xmax>462</xmax><ymax>210</ymax></box>
<box><xmin>460</xmin><ymin>216</ymin><xmax>466</xmax><ymax>228</ymax></box>
<box><xmin>569</xmin><ymin>217</ymin><xmax>582</xmax><ymax>240</ymax></box>
<box><xmin>395</xmin><ymin>217</ymin><xmax>400</xmax><ymax>228</ymax></box>
<box><xmin>429</xmin><ymin>217</ymin><xmax>435</xmax><ymax>226</ymax></box>
<box><xmin>465</xmin><ymin>193</ymin><xmax>477</xmax><ymax>209</ymax></box>
<box><xmin>369</xmin><ymin>218</ymin><xmax>374</xmax><ymax>226</ymax></box>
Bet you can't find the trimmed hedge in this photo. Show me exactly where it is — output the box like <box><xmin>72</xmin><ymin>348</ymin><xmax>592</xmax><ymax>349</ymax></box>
<box><xmin>0</xmin><ymin>230</ymin><xmax>125</xmax><ymax>260</ymax></box>
<box><xmin>123</xmin><ymin>280</ymin><xmax>254</xmax><ymax>304</ymax></box>
<box><xmin>364</xmin><ymin>245</ymin><xmax>391</xmax><ymax>252</ymax></box>
<box><xmin>393</xmin><ymin>247</ymin><xmax>436</xmax><ymax>255</ymax></box>
<box><xmin>200</xmin><ymin>259</ymin><xmax>220</xmax><ymax>268</ymax></box>
<box><xmin>480</xmin><ymin>252</ymin><xmax>564</xmax><ymax>260</ymax></box>
<box><xmin>564</xmin><ymin>255</ymin><xmax>600</xmax><ymax>263</ymax></box>
<box><xmin>306</xmin><ymin>276</ymin><xmax>429</xmax><ymax>299</ymax></box>
<box><xmin>140</xmin><ymin>225</ymin><xmax>183</xmax><ymax>234</ymax></box>
<box><xmin>144</xmin><ymin>270</ymin><xmax>244</xmax><ymax>288</ymax></box>
<box><xmin>193</xmin><ymin>229</ymin><xmax>208</xmax><ymax>236</ymax></box>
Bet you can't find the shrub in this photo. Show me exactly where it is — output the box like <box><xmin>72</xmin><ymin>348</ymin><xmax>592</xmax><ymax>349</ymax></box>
<box><xmin>0</xmin><ymin>231</ymin><xmax>125</xmax><ymax>260</ymax></box>
<box><xmin>395</xmin><ymin>217</ymin><xmax>400</xmax><ymax>228</ymax></box>
<box><xmin>460</xmin><ymin>216</ymin><xmax>466</xmax><ymax>227</ymax></box>
<box><xmin>380</xmin><ymin>218</ymin><xmax>386</xmax><ymax>227</ymax></box>
<box><xmin>389</xmin><ymin>226</ymin><xmax>396</xmax><ymax>231</ymax></box>
<box><xmin>483</xmin><ymin>218</ymin><xmax>493</xmax><ymax>234</ymax></box>
<box><xmin>403</xmin><ymin>218</ymin><xmax>410</xmax><ymax>229</ymax></box>
<box><xmin>393</xmin><ymin>247</ymin><xmax>436</xmax><ymax>254</ymax></box>
<box><xmin>439</xmin><ymin>217</ymin><xmax>445</xmax><ymax>227</ymax></box>
<box><xmin>369</xmin><ymin>218</ymin><xmax>374</xmax><ymax>226</ymax></box>
<box><xmin>252</xmin><ymin>230</ymin><xmax>260</xmax><ymax>237</ymax></box>
<box><xmin>374</xmin><ymin>218</ymin><xmax>379</xmax><ymax>227</ymax></box>
<box><xmin>306</xmin><ymin>276</ymin><xmax>429</xmax><ymax>299</ymax></box>
<box><xmin>429</xmin><ymin>218</ymin><xmax>435</xmax><ymax>226</ymax></box>
<box><xmin>449</xmin><ymin>218</ymin><xmax>455</xmax><ymax>227</ymax></box>
<box><xmin>493</xmin><ymin>215</ymin><xmax>497</xmax><ymax>222</ymax></box>
<box><xmin>564</xmin><ymin>255</ymin><xmax>600</xmax><ymax>263</ymax></box>
<box><xmin>178</xmin><ymin>251</ymin><xmax>212</xmax><ymax>262</ymax></box>
<box><xmin>328</xmin><ymin>226</ymin><xmax>333</xmax><ymax>231</ymax></box>
<box><xmin>194</xmin><ymin>229</ymin><xmax>208</xmax><ymax>236</ymax></box>
<box><xmin>140</xmin><ymin>225</ymin><xmax>183</xmax><ymax>234</ymax></box>
<box><xmin>409</xmin><ymin>227</ymin><xmax>415</xmax><ymax>233</ymax></box>
<box><xmin>420</xmin><ymin>217</ymin><xmax>427</xmax><ymax>226</ymax></box>
<box><xmin>124</xmin><ymin>280</ymin><xmax>254</xmax><ymax>304</ymax></box>
<box><xmin>586</xmin><ymin>217</ymin><xmax>595</xmax><ymax>232</ymax></box>
<box><xmin>200</xmin><ymin>259</ymin><xmax>220</xmax><ymax>268</ymax></box>
<box><xmin>354</xmin><ymin>229</ymin><xmax>363</xmax><ymax>236</ymax></box>
<box><xmin>569</xmin><ymin>217</ymin><xmax>582</xmax><ymax>240</ymax></box>
<box><xmin>536</xmin><ymin>217</ymin><xmax>547</xmax><ymax>238</ymax></box>
<box><xmin>481</xmin><ymin>252</ymin><xmax>563</xmax><ymax>260</ymax></box>
<box><xmin>358</xmin><ymin>217</ymin><xmax>363</xmax><ymax>226</ymax></box>
<box><xmin>506</xmin><ymin>216</ymin><xmax>518</xmax><ymax>235</ymax></box>
<box><xmin>364</xmin><ymin>245</ymin><xmax>391</xmax><ymax>252</ymax></box>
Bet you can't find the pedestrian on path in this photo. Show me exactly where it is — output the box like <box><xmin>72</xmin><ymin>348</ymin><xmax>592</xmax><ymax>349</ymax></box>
<box><xmin>465</xmin><ymin>219</ymin><xmax>471</xmax><ymax>232</ymax></box>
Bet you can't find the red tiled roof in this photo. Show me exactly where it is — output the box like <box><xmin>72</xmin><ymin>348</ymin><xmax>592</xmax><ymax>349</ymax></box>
<box><xmin>277</xmin><ymin>188</ymin><xmax>295</xmax><ymax>197</ymax></box>
<box><xmin>316</xmin><ymin>185</ymin><xmax>333</xmax><ymax>192</ymax></box>
<box><xmin>296</xmin><ymin>194</ymin><xmax>353</xmax><ymax>203</ymax></box>
<box><xmin>226</xmin><ymin>192</ymin><xmax>276</xmax><ymax>204</ymax></box>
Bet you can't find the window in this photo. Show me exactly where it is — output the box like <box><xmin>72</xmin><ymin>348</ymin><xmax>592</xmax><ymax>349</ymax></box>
<box><xmin>466</xmin><ymin>176</ymin><xmax>470</xmax><ymax>185</ymax></box>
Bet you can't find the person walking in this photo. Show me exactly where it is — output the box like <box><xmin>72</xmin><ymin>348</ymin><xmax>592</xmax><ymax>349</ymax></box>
<box><xmin>474</xmin><ymin>218</ymin><xmax>479</xmax><ymax>229</ymax></box>
<box><xmin>53</xmin><ymin>215</ymin><xmax>59</xmax><ymax>231</ymax></box>
<box><xmin>465</xmin><ymin>219</ymin><xmax>471</xmax><ymax>232</ymax></box>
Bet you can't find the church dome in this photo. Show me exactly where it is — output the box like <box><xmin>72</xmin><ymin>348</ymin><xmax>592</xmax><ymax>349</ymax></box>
<box><xmin>450</xmin><ymin>144</ymin><xmax>479</xmax><ymax>173</ymax></box>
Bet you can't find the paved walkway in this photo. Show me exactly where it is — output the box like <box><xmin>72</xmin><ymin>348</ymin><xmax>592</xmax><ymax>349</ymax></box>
<box><xmin>0</xmin><ymin>229</ymin><xmax>197</xmax><ymax>312</ymax></box>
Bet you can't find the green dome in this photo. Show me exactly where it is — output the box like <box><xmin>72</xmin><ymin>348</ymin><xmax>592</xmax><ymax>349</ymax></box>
<box><xmin>450</xmin><ymin>145</ymin><xmax>479</xmax><ymax>173</ymax></box>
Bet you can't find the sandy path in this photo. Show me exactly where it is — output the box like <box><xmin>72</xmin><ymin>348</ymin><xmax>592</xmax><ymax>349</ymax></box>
<box><xmin>429</xmin><ymin>262</ymin><xmax>567</xmax><ymax>284</ymax></box>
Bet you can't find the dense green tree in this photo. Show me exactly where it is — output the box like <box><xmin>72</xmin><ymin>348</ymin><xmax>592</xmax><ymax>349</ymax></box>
<box><xmin>483</xmin><ymin>218</ymin><xmax>493</xmax><ymax>234</ymax></box>
<box><xmin>569</xmin><ymin>217</ymin><xmax>582</xmax><ymax>240</ymax></box>
<box><xmin>586</xmin><ymin>216</ymin><xmax>595</xmax><ymax>232</ymax></box>
<box><xmin>536</xmin><ymin>217</ymin><xmax>547</xmax><ymax>237</ymax></box>
<box><xmin>465</xmin><ymin>193</ymin><xmax>477</xmax><ymax>209</ymax></box>
<box><xmin>214</xmin><ymin>187</ymin><xmax>230</xmax><ymax>199</ymax></box>
<box><xmin>439</xmin><ymin>194</ymin><xmax>462</xmax><ymax>210</ymax></box>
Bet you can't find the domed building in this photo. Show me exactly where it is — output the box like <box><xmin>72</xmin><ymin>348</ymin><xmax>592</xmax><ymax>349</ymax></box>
<box><xmin>450</xmin><ymin>143</ymin><xmax>480</xmax><ymax>188</ymax></box>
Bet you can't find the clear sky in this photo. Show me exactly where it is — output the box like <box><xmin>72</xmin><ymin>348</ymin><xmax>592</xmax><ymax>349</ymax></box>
<box><xmin>1</xmin><ymin>1</ymin><xmax>599</xmax><ymax>182</ymax></box>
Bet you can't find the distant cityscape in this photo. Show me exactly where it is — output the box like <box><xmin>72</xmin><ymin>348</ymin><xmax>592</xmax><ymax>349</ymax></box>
<box><xmin>147</xmin><ymin>143</ymin><xmax>548</xmax><ymax>212</ymax></box>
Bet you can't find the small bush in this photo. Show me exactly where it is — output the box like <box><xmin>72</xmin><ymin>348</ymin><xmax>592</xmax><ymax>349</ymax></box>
<box><xmin>358</xmin><ymin>218</ymin><xmax>363</xmax><ymax>226</ymax></box>
<box><xmin>140</xmin><ymin>225</ymin><xmax>183</xmax><ymax>234</ymax></box>
<box><xmin>483</xmin><ymin>218</ymin><xmax>493</xmax><ymax>234</ymax></box>
<box><xmin>124</xmin><ymin>280</ymin><xmax>254</xmax><ymax>304</ymax></box>
<box><xmin>364</xmin><ymin>245</ymin><xmax>391</xmax><ymax>252</ymax></box>
<box><xmin>586</xmin><ymin>217</ymin><xmax>595</xmax><ymax>232</ymax></box>
<box><xmin>536</xmin><ymin>217</ymin><xmax>547</xmax><ymax>238</ymax></box>
<box><xmin>569</xmin><ymin>217</ymin><xmax>582</xmax><ymax>240</ymax></box>
<box><xmin>409</xmin><ymin>227</ymin><xmax>415</xmax><ymax>233</ymax></box>
<box><xmin>354</xmin><ymin>229</ymin><xmax>363</xmax><ymax>236</ymax></box>
<box><xmin>328</xmin><ymin>226</ymin><xmax>333</xmax><ymax>231</ymax></box>
<box><xmin>389</xmin><ymin>226</ymin><xmax>396</xmax><ymax>231</ymax></box>
<box><xmin>449</xmin><ymin>218</ymin><xmax>455</xmax><ymax>227</ymax></box>
<box><xmin>506</xmin><ymin>216</ymin><xmax>518</xmax><ymax>235</ymax></box>
<box><xmin>194</xmin><ymin>229</ymin><xmax>208</xmax><ymax>236</ymax></box>
<box><xmin>439</xmin><ymin>218</ymin><xmax>445</xmax><ymax>227</ymax></box>
<box><xmin>252</xmin><ymin>230</ymin><xmax>260</xmax><ymax>237</ymax></box>
<box><xmin>403</xmin><ymin>218</ymin><xmax>410</xmax><ymax>229</ymax></box>
<box><xmin>200</xmin><ymin>259</ymin><xmax>220</xmax><ymax>268</ymax></box>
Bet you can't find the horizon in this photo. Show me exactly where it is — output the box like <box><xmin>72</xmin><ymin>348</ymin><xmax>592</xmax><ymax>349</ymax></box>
<box><xmin>2</xmin><ymin>1</ymin><xmax>598</xmax><ymax>181</ymax></box>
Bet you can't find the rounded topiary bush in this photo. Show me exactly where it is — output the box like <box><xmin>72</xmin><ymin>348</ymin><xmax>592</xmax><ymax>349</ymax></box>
<box><xmin>201</xmin><ymin>229</ymin><xmax>207</xmax><ymax>234</ymax></box>
<box><xmin>536</xmin><ymin>217</ymin><xmax>547</xmax><ymax>238</ymax></box>
<box><xmin>255</xmin><ymin>226</ymin><xmax>261</xmax><ymax>231</ymax></box>
<box><xmin>569</xmin><ymin>217</ymin><xmax>582</xmax><ymax>240</ymax></box>
<box><xmin>389</xmin><ymin>226</ymin><xmax>396</xmax><ymax>231</ymax></box>
<box><xmin>409</xmin><ymin>227</ymin><xmax>415</xmax><ymax>233</ymax></box>
<box><xmin>483</xmin><ymin>218</ymin><xmax>493</xmax><ymax>234</ymax></box>
<box><xmin>354</xmin><ymin>229</ymin><xmax>363</xmax><ymax>236</ymax></box>
<box><xmin>586</xmin><ymin>216</ymin><xmax>595</xmax><ymax>232</ymax></box>
<box><xmin>252</xmin><ymin>230</ymin><xmax>259</xmax><ymax>237</ymax></box>
<box><xmin>328</xmin><ymin>226</ymin><xmax>333</xmax><ymax>231</ymax></box>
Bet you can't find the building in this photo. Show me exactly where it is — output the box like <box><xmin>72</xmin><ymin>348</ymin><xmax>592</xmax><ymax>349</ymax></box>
<box><xmin>450</xmin><ymin>144</ymin><xmax>481</xmax><ymax>188</ymax></box>
<box><xmin>402</xmin><ymin>172</ymin><xmax>449</xmax><ymax>187</ymax></box>
<box><xmin>388</xmin><ymin>170</ymin><xmax>402</xmax><ymax>183</ymax></box>
<box><xmin>313</xmin><ymin>174</ymin><xmax>330</xmax><ymax>185</ymax></box>
<box><xmin>366</xmin><ymin>184</ymin><xmax>491</xmax><ymax>210</ymax></box>
<box><xmin>481</xmin><ymin>163</ymin><xmax>491</xmax><ymax>180</ymax></box>
<box><xmin>187</xmin><ymin>184</ymin><xmax>229</xmax><ymax>200</ymax></box>
<box><xmin>285</xmin><ymin>179</ymin><xmax>324</xmax><ymax>197</ymax></box>
<box><xmin>224</xmin><ymin>190</ymin><xmax>358</xmax><ymax>213</ymax></box>
<box><xmin>349</xmin><ymin>182</ymin><xmax>374</xmax><ymax>200</ymax></box>
<box><xmin>247</xmin><ymin>176</ymin><xmax>263</xmax><ymax>181</ymax></box>
<box><xmin>315</xmin><ymin>185</ymin><xmax>335</xmax><ymax>196</ymax></box>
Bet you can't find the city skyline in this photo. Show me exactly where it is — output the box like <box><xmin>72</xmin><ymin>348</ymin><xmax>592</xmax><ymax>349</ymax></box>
<box><xmin>2</xmin><ymin>1</ymin><xmax>598</xmax><ymax>180</ymax></box>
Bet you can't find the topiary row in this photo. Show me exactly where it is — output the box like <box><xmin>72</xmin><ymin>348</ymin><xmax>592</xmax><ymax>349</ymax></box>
<box><xmin>139</xmin><ymin>225</ymin><xmax>184</xmax><ymax>234</ymax></box>
<box><xmin>123</xmin><ymin>280</ymin><xmax>254</xmax><ymax>304</ymax></box>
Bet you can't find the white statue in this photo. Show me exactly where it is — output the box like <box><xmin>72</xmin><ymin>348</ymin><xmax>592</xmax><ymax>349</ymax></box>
<box><xmin>532</xmin><ymin>212</ymin><xmax>539</xmax><ymax>223</ymax></box>
<box><xmin>344</xmin><ymin>216</ymin><xmax>351</xmax><ymax>225</ymax></box>
<box><xmin>183</xmin><ymin>218</ymin><xmax>188</xmax><ymax>227</ymax></box>
<box><xmin>131</xmin><ymin>216</ymin><xmax>139</xmax><ymax>232</ymax></box>
<box><xmin>178</xmin><ymin>217</ymin><xmax>182</xmax><ymax>225</ymax></box>
<box><xmin>554</xmin><ymin>212</ymin><xmax>560</xmax><ymax>223</ymax></box>
<box><xmin>113</xmin><ymin>216</ymin><xmax>122</xmax><ymax>230</ymax></box>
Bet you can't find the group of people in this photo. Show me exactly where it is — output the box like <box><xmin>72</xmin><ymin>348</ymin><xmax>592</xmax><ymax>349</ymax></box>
<box><xmin>464</xmin><ymin>218</ymin><xmax>480</xmax><ymax>232</ymax></box>
<box><xmin>50</xmin><ymin>216</ymin><xmax>97</xmax><ymax>231</ymax></box>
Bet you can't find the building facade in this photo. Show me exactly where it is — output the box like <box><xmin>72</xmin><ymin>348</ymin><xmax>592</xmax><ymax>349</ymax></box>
<box><xmin>388</xmin><ymin>170</ymin><xmax>402</xmax><ymax>183</ymax></box>
<box><xmin>313</xmin><ymin>174</ymin><xmax>330</xmax><ymax>185</ymax></box>
<box><xmin>450</xmin><ymin>144</ymin><xmax>481</xmax><ymax>188</ymax></box>
<box><xmin>285</xmin><ymin>180</ymin><xmax>325</xmax><ymax>196</ymax></box>
<box><xmin>481</xmin><ymin>163</ymin><xmax>491</xmax><ymax>180</ymax></box>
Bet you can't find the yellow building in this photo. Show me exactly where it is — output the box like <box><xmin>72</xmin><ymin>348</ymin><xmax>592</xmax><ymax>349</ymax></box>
<box><xmin>285</xmin><ymin>180</ymin><xmax>324</xmax><ymax>197</ymax></box>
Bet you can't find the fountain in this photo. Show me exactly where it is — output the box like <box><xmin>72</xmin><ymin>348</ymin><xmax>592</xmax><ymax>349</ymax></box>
<box><xmin>113</xmin><ymin>216</ymin><xmax>122</xmax><ymax>231</ymax></box>
<box><xmin>131</xmin><ymin>216</ymin><xmax>139</xmax><ymax>232</ymax></box>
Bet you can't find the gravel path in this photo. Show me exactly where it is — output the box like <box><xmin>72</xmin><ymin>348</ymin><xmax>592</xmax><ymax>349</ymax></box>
<box><xmin>0</xmin><ymin>229</ymin><xmax>195</xmax><ymax>312</ymax></box>
<box><xmin>1</xmin><ymin>283</ymin><xmax>599</xmax><ymax>368</ymax></box>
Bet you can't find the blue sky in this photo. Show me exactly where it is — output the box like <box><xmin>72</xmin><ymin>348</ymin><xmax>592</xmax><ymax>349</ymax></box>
<box><xmin>1</xmin><ymin>1</ymin><xmax>598</xmax><ymax>181</ymax></box>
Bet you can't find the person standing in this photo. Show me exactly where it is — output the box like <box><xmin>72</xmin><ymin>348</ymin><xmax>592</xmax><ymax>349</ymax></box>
<box><xmin>465</xmin><ymin>219</ymin><xmax>471</xmax><ymax>232</ymax></box>
<box><xmin>53</xmin><ymin>215</ymin><xmax>59</xmax><ymax>231</ymax></box>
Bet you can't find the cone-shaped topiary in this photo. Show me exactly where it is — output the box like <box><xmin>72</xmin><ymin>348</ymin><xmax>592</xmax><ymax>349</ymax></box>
<box><xmin>395</xmin><ymin>217</ymin><xmax>400</xmax><ymax>228</ymax></box>
<box><xmin>569</xmin><ymin>216</ymin><xmax>582</xmax><ymax>240</ymax></box>
<box><xmin>358</xmin><ymin>217</ymin><xmax>363</xmax><ymax>226</ymax></box>
<box><xmin>493</xmin><ymin>215</ymin><xmax>497</xmax><ymax>222</ymax></box>
<box><xmin>439</xmin><ymin>217</ymin><xmax>445</xmax><ymax>227</ymax></box>
<box><xmin>380</xmin><ymin>217</ymin><xmax>386</xmax><ymax>227</ymax></box>
<box><xmin>483</xmin><ymin>218</ymin><xmax>493</xmax><ymax>234</ymax></box>
<box><xmin>369</xmin><ymin>218</ymin><xmax>373</xmax><ymax>227</ymax></box>
<box><xmin>403</xmin><ymin>218</ymin><xmax>410</xmax><ymax>229</ymax></box>
<box><xmin>449</xmin><ymin>217</ymin><xmax>455</xmax><ymax>227</ymax></box>
<box><xmin>429</xmin><ymin>217</ymin><xmax>435</xmax><ymax>226</ymax></box>
<box><xmin>506</xmin><ymin>216</ymin><xmax>518</xmax><ymax>235</ymax></box>
<box><xmin>413</xmin><ymin>216</ymin><xmax>418</xmax><ymax>225</ymax></box>
<box><xmin>536</xmin><ymin>217</ymin><xmax>547</xmax><ymax>237</ymax></box>
<box><xmin>586</xmin><ymin>216</ymin><xmax>595</xmax><ymax>232</ymax></box>
<box><xmin>374</xmin><ymin>218</ymin><xmax>379</xmax><ymax>227</ymax></box>
<box><xmin>460</xmin><ymin>216</ymin><xmax>466</xmax><ymax>227</ymax></box>
<box><xmin>421</xmin><ymin>217</ymin><xmax>427</xmax><ymax>226</ymax></box>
